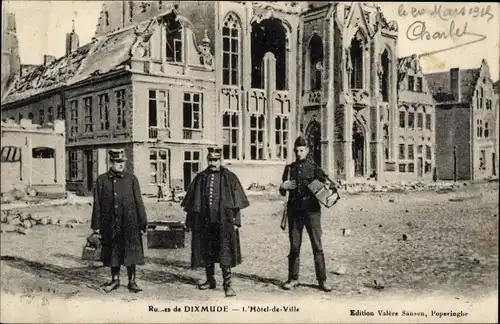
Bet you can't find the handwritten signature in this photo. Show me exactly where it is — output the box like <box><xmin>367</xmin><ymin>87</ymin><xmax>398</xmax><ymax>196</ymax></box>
<box><xmin>397</xmin><ymin>4</ymin><xmax>491</xmax><ymax>57</ymax></box>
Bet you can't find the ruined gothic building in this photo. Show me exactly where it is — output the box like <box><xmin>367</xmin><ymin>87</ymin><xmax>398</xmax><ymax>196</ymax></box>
<box><xmin>1</xmin><ymin>1</ymin><xmax>497</xmax><ymax>194</ymax></box>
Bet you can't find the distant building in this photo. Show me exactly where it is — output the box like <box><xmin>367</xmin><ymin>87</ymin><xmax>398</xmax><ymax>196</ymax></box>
<box><xmin>394</xmin><ymin>55</ymin><xmax>436</xmax><ymax>181</ymax></box>
<box><xmin>0</xmin><ymin>119</ymin><xmax>66</xmax><ymax>195</ymax></box>
<box><xmin>426</xmin><ymin>59</ymin><xmax>499</xmax><ymax>181</ymax></box>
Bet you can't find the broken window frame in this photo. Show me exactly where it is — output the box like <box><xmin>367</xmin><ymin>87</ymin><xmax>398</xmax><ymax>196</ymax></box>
<box><xmin>183</xmin><ymin>150</ymin><xmax>200</xmax><ymax>190</ymax></box>
<box><xmin>275</xmin><ymin>115</ymin><xmax>289</xmax><ymax>161</ymax></box>
<box><xmin>115</xmin><ymin>89</ymin><xmax>127</xmax><ymax>130</ymax></box>
<box><xmin>415</xmin><ymin>77</ymin><xmax>423</xmax><ymax>92</ymax></box>
<box><xmin>39</xmin><ymin>108</ymin><xmax>45</xmax><ymax>125</ymax></box>
<box><xmin>69</xmin><ymin>100</ymin><xmax>79</xmax><ymax>136</ymax></box>
<box><xmin>83</xmin><ymin>96</ymin><xmax>93</xmax><ymax>133</ymax></box>
<box><xmin>425</xmin><ymin>113</ymin><xmax>431</xmax><ymax>130</ymax></box>
<box><xmin>222</xmin><ymin>14</ymin><xmax>241</xmax><ymax>86</ymax></box>
<box><xmin>182</xmin><ymin>92</ymin><xmax>202</xmax><ymax>130</ymax></box>
<box><xmin>408</xmin><ymin>76</ymin><xmax>415</xmax><ymax>91</ymax></box>
<box><xmin>149</xmin><ymin>148</ymin><xmax>169</xmax><ymax>184</ymax></box>
<box><xmin>47</xmin><ymin>106</ymin><xmax>54</xmax><ymax>123</ymax></box>
<box><xmin>381</xmin><ymin>49</ymin><xmax>390</xmax><ymax>102</ymax></box>
<box><xmin>349</xmin><ymin>34</ymin><xmax>364</xmax><ymax>90</ymax></box>
<box><xmin>166</xmin><ymin>20</ymin><xmax>183</xmax><ymax>63</ymax></box>
<box><xmin>222</xmin><ymin>111</ymin><xmax>239</xmax><ymax>160</ymax></box>
<box><xmin>398</xmin><ymin>143</ymin><xmax>405</xmax><ymax>160</ymax></box>
<box><xmin>250</xmin><ymin>18</ymin><xmax>288</xmax><ymax>90</ymax></box>
<box><xmin>426</xmin><ymin>145</ymin><xmax>432</xmax><ymax>160</ymax></box>
<box><xmin>417</xmin><ymin>112</ymin><xmax>423</xmax><ymax>129</ymax></box>
<box><xmin>308</xmin><ymin>34</ymin><xmax>324</xmax><ymax>91</ymax></box>
<box><xmin>399</xmin><ymin>110</ymin><xmax>405</xmax><ymax>128</ymax></box>
<box><xmin>32</xmin><ymin>147</ymin><xmax>55</xmax><ymax>159</ymax></box>
<box><xmin>249</xmin><ymin>113</ymin><xmax>265</xmax><ymax>160</ymax></box>
<box><xmin>98</xmin><ymin>93</ymin><xmax>109</xmax><ymax>131</ymax></box>
<box><xmin>69</xmin><ymin>151</ymin><xmax>79</xmax><ymax>180</ymax></box>
<box><xmin>408</xmin><ymin>144</ymin><xmax>415</xmax><ymax>160</ymax></box>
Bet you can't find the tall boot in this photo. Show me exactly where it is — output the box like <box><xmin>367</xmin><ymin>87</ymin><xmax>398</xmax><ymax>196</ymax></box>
<box><xmin>127</xmin><ymin>265</ymin><xmax>142</xmax><ymax>293</ymax></box>
<box><xmin>198</xmin><ymin>263</ymin><xmax>216</xmax><ymax>290</ymax></box>
<box><xmin>314</xmin><ymin>252</ymin><xmax>331</xmax><ymax>292</ymax></box>
<box><xmin>222</xmin><ymin>267</ymin><xmax>236</xmax><ymax>297</ymax></box>
<box><xmin>102</xmin><ymin>266</ymin><xmax>121</xmax><ymax>293</ymax></box>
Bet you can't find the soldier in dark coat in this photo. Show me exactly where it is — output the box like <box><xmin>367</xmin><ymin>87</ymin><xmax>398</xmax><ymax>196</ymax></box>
<box><xmin>181</xmin><ymin>147</ymin><xmax>249</xmax><ymax>297</ymax></box>
<box><xmin>279</xmin><ymin>136</ymin><xmax>339</xmax><ymax>292</ymax></box>
<box><xmin>91</xmin><ymin>148</ymin><xmax>148</xmax><ymax>293</ymax></box>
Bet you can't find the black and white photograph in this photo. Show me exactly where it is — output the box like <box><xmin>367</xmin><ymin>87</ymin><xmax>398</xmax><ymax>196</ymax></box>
<box><xmin>0</xmin><ymin>1</ymin><xmax>498</xmax><ymax>323</ymax></box>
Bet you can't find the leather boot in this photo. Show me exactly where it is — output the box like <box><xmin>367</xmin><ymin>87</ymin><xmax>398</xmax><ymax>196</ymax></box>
<box><xmin>127</xmin><ymin>265</ymin><xmax>142</xmax><ymax>293</ymax></box>
<box><xmin>222</xmin><ymin>267</ymin><xmax>236</xmax><ymax>297</ymax></box>
<box><xmin>198</xmin><ymin>263</ymin><xmax>216</xmax><ymax>290</ymax></box>
<box><xmin>102</xmin><ymin>267</ymin><xmax>121</xmax><ymax>293</ymax></box>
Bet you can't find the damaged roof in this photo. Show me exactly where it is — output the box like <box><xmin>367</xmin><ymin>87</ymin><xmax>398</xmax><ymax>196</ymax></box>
<box><xmin>425</xmin><ymin>68</ymin><xmax>481</xmax><ymax>104</ymax></box>
<box><xmin>1</xmin><ymin>23</ymin><xmax>146</xmax><ymax>106</ymax></box>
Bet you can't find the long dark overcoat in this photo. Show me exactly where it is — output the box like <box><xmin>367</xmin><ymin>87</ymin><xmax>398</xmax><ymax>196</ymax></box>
<box><xmin>181</xmin><ymin>167</ymin><xmax>249</xmax><ymax>269</ymax></box>
<box><xmin>91</xmin><ymin>169</ymin><xmax>148</xmax><ymax>267</ymax></box>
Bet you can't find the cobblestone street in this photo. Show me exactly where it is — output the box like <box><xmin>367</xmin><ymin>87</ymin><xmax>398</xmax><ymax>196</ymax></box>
<box><xmin>1</xmin><ymin>183</ymin><xmax>498</xmax><ymax>305</ymax></box>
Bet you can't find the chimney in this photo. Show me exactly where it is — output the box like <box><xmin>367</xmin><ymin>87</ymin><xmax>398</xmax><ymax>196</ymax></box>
<box><xmin>449</xmin><ymin>68</ymin><xmax>461</xmax><ymax>102</ymax></box>
<box><xmin>43</xmin><ymin>55</ymin><xmax>56</xmax><ymax>66</ymax></box>
<box><xmin>65</xmin><ymin>20</ymin><xmax>80</xmax><ymax>56</ymax></box>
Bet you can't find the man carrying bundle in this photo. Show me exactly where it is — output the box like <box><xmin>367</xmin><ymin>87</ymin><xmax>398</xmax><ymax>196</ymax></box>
<box><xmin>279</xmin><ymin>136</ymin><xmax>339</xmax><ymax>292</ymax></box>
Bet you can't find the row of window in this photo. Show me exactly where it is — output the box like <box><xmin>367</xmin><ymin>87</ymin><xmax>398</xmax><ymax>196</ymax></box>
<box><xmin>399</xmin><ymin>144</ymin><xmax>432</xmax><ymax>160</ymax></box>
<box><xmin>399</xmin><ymin>111</ymin><xmax>432</xmax><ymax>130</ymax></box>
<box><xmin>475</xmin><ymin>88</ymin><xmax>494</xmax><ymax>110</ymax></box>
<box><xmin>398</xmin><ymin>161</ymin><xmax>432</xmax><ymax>173</ymax></box>
<box><xmin>69</xmin><ymin>89</ymin><xmax>126</xmax><ymax>136</ymax></box>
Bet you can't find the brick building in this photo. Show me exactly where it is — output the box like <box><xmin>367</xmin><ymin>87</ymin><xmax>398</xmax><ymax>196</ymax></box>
<box><xmin>393</xmin><ymin>55</ymin><xmax>436</xmax><ymax>181</ymax></box>
<box><xmin>1</xmin><ymin>119</ymin><xmax>66</xmax><ymax>195</ymax></box>
<box><xmin>1</xmin><ymin>1</ymin><xmax>303</xmax><ymax>194</ymax></box>
<box><xmin>426</xmin><ymin>60</ymin><xmax>499</xmax><ymax>181</ymax></box>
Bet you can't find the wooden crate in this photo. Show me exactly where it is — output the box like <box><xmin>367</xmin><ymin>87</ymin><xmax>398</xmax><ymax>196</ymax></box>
<box><xmin>147</xmin><ymin>221</ymin><xmax>186</xmax><ymax>249</ymax></box>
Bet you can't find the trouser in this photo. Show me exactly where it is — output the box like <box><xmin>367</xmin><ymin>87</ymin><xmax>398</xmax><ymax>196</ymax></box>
<box><xmin>205</xmin><ymin>263</ymin><xmax>232</xmax><ymax>288</ymax></box>
<box><xmin>111</xmin><ymin>265</ymin><xmax>137</xmax><ymax>282</ymax></box>
<box><xmin>287</xmin><ymin>210</ymin><xmax>326</xmax><ymax>282</ymax></box>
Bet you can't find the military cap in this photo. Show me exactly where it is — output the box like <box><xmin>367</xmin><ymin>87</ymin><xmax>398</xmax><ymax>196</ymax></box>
<box><xmin>108</xmin><ymin>148</ymin><xmax>127</xmax><ymax>162</ymax></box>
<box><xmin>207</xmin><ymin>146</ymin><xmax>222</xmax><ymax>160</ymax></box>
<box><xmin>293</xmin><ymin>135</ymin><xmax>310</xmax><ymax>148</ymax></box>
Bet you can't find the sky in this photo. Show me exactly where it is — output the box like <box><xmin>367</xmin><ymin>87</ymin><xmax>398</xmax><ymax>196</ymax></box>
<box><xmin>5</xmin><ymin>1</ymin><xmax>500</xmax><ymax>80</ymax></box>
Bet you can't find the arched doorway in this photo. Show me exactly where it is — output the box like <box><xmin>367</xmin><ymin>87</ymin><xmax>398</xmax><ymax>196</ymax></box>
<box><xmin>352</xmin><ymin>120</ymin><xmax>365</xmax><ymax>177</ymax></box>
<box><xmin>305</xmin><ymin>116</ymin><xmax>321</xmax><ymax>166</ymax></box>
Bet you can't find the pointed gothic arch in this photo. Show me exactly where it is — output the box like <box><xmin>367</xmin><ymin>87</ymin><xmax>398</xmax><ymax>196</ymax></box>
<box><xmin>307</xmin><ymin>33</ymin><xmax>324</xmax><ymax>91</ymax></box>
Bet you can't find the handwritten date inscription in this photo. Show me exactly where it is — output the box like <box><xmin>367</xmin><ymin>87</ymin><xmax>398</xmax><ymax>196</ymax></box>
<box><xmin>399</xmin><ymin>4</ymin><xmax>494</xmax><ymax>41</ymax></box>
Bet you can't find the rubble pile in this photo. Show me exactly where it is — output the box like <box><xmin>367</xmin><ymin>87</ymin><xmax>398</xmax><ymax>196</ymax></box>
<box><xmin>339</xmin><ymin>181</ymin><xmax>466</xmax><ymax>194</ymax></box>
<box><xmin>1</xmin><ymin>186</ymin><xmax>38</xmax><ymax>203</ymax></box>
<box><xmin>0</xmin><ymin>210</ymin><xmax>86</xmax><ymax>235</ymax></box>
<box><xmin>246</xmin><ymin>183</ymin><xmax>278</xmax><ymax>193</ymax></box>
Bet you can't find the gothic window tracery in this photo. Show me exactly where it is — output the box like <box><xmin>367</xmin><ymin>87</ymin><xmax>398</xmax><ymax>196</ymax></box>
<box><xmin>222</xmin><ymin>13</ymin><xmax>241</xmax><ymax>86</ymax></box>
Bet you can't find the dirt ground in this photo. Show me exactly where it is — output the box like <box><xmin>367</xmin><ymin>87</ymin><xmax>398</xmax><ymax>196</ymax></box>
<box><xmin>0</xmin><ymin>183</ymin><xmax>498</xmax><ymax>304</ymax></box>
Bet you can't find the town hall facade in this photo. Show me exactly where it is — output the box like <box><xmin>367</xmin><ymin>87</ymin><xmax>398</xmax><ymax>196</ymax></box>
<box><xmin>1</xmin><ymin>1</ymin><xmax>444</xmax><ymax>194</ymax></box>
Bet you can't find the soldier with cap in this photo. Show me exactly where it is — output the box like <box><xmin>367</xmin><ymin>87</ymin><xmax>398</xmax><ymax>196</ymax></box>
<box><xmin>279</xmin><ymin>135</ymin><xmax>339</xmax><ymax>292</ymax></box>
<box><xmin>181</xmin><ymin>147</ymin><xmax>249</xmax><ymax>297</ymax></box>
<box><xmin>91</xmin><ymin>148</ymin><xmax>148</xmax><ymax>293</ymax></box>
